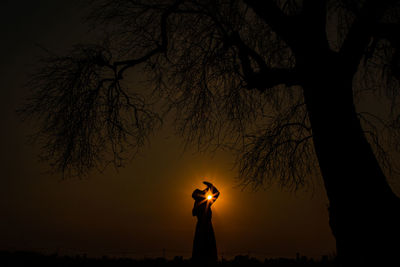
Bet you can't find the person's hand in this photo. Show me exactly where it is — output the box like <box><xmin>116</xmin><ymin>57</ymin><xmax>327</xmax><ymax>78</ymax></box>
<box><xmin>203</xmin><ymin>181</ymin><xmax>213</xmax><ymax>188</ymax></box>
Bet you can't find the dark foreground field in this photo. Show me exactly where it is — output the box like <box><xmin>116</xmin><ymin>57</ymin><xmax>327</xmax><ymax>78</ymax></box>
<box><xmin>0</xmin><ymin>251</ymin><xmax>337</xmax><ymax>267</ymax></box>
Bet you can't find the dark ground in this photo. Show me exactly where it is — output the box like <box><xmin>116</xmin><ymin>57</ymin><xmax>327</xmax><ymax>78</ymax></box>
<box><xmin>0</xmin><ymin>251</ymin><xmax>337</xmax><ymax>267</ymax></box>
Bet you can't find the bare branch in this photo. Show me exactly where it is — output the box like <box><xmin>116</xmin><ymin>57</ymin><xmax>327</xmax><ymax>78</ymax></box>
<box><xmin>302</xmin><ymin>0</ymin><xmax>329</xmax><ymax>50</ymax></box>
<box><xmin>20</xmin><ymin>44</ymin><xmax>161</xmax><ymax>177</ymax></box>
<box><xmin>112</xmin><ymin>0</ymin><xmax>184</xmax><ymax>79</ymax></box>
<box><xmin>238</xmin><ymin>101</ymin><xmax>316</xmax><ymax>190</ymax></box>
<box><xmin>340</xmin><ymin>0</ymin><xmax>399</xmax><ymax>77</ymax></box>
<box><xmin>230</xmin><ymin>31</ymin><xmax>300</xmax><ymax>91</ymax></box>
<box><xmin>244</xmin><ymin>0</ymin><xmax>299</xmax><ymax>49</ymax></box>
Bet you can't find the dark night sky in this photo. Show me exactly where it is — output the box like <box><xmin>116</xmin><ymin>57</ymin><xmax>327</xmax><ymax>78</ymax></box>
<box><xmin>0</xmin><ymin>0</ymin><xmax>336</xmax><ymax>259</ymax></box>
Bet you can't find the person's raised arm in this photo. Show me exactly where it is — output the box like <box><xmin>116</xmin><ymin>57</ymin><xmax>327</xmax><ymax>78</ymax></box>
<box><xmin>203</xmin><ymin>181</ymin><xmax>220</xmax><ymax>199</ymax></box>
<box><xmin>212</xmin><ymin>185</ymin><xmax>220</xmax><ymax>200</ymax></box>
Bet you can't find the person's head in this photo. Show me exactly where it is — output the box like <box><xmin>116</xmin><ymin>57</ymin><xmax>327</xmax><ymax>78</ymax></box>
<box><xmin>192</xmin><ymin>189</ymin><xmax>204</xmax><ymax>200</ymax></box>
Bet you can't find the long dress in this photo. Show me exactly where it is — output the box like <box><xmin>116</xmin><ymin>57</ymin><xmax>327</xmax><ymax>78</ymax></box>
<box><xmin>191</xmin><ymin>185</ymin><xmax>220</xmax><ymax>263</ymax></box>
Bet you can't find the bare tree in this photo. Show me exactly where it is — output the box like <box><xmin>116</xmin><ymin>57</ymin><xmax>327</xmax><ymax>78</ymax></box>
<box><xmin>21</xmin><ymin>0</ymin><xmax>400</xmax><ymax>265</ymax></box>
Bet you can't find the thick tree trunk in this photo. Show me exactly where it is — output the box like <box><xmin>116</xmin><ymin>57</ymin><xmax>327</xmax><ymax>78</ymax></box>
<box><xmin>302</xmin><ymin>64</ymin><xmax>400</xmax><ymax>265</ymax></box>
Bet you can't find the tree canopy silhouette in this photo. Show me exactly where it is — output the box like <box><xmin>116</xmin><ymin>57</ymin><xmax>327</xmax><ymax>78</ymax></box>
<box><xmin>22</xmin><ymin>0</ymin><xmax>400</xmax><ymax>265</ymax></box>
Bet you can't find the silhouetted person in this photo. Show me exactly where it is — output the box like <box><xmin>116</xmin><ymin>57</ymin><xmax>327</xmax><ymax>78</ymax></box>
<box><xmin>191</xmin><ymin>181</ymin><xmax>220</xmax><ymax>263</ymax></box>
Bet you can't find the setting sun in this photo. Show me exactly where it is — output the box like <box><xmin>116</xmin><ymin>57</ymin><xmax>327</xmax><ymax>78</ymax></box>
<box><xmin>207</xmin><ymin>194</ymin><xmax>212</xmax><ymax>200</ymax></box>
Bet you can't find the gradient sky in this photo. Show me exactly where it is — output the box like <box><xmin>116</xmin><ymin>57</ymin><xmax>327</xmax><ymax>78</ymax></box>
<box><xmin>0</xmin><ymin>0</ymin><xmax>336</xmax><ymax>260</ymax></box>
